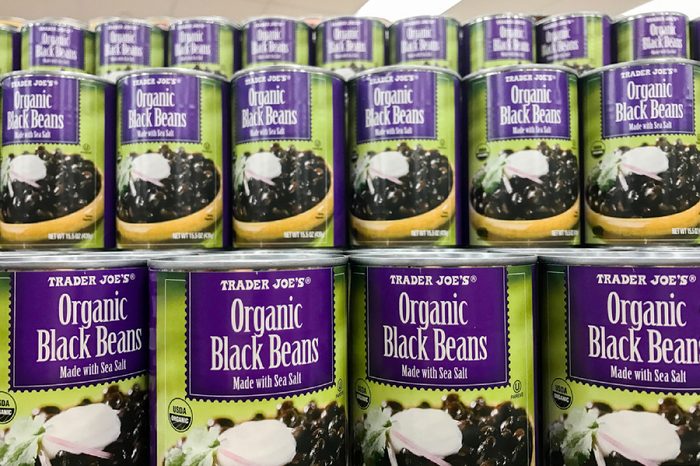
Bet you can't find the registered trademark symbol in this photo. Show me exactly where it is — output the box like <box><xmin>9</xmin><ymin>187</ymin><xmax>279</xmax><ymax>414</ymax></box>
<box><xmin>305</xmin><ymin>277</ymin><xmax>311</xmax><ymax>284</ymax></box>
<box><xmin>470</xmin><ymin>275</ymin><xmax>477</xmax><ymax>283</ymax></box>
<box><xmin>690</xmin><ymin>275</ymin><xmax>696</xmax><ymax>283</ymax></box>
<box><xmin>130</xmin><ymin>273</ymin><xmax>136</xmax><ymax>280</ymax></box>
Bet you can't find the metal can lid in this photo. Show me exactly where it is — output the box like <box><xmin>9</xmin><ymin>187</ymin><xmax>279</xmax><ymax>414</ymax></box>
<box><xmin>349</xmin><ymin>250</ymin><xmax>536</xmax><ymax>267</ymax></box>
<box><xmin>150</xmin><ymin>250</ymin><xmax>348</xmax><ymax>271</ymax></box>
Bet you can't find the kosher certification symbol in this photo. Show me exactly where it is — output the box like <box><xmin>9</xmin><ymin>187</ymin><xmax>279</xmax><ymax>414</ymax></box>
<box><xmin>168</xmin><ymin>398</ymin><xmax>193</xmax><ymax>432</ymax></box>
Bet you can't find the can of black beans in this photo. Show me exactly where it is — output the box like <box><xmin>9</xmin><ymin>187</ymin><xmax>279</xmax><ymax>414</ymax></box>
<box><xmin>0</xmin><ymin>70</ymin><xmax>115</xmax><ymax>248</ymax></box>
<box><xmin>151</xmin><ymin>251</ymin><xmax>348</xmax><ymax>466</ymax></box>
<box><xmin>94</xmin><ymin>17</ymin><xmax>167</xmax><ymax>81</ymax></box>
<box><xmin>168</xmin><ymin>17</ymin><xmax>241</xmax><ymax>79</ymax></box>
<box><xmin>389</xmin><ymin>15</ymin><xmax>460</xmax><ymax>73</ymax></box>
<box><xmin>0</xmin><ymin>253</ymin><xmax>149</xmax><ymax>464</ymax></box>
<box><xmin>21</xmin><ymin>18</ymin><xmax>95</xmax><ymax>73</ymax></box>
<box><xmin>580</xmin><ymin>59</ymin><xmax>700</xmax><ymax>245</ymax></box>
<box><xmin>232</xmin><ymin>65</ymin><xmax>345</xmax><ymax>248</ymax></box>
<box><xmin>692</xmin><ymin>18</ymin><xmax>700</xmax><ymax>60</ymax></box>
<box><xmin>465</xmin><ymin>64</ymin><xmax>580</xmax><ymax>247</ymax></box>
<box><xmin>315</xmin><ymin>16</ymin><xmax>387</xmax><ymax>79</ymax></box>
<box><xmin>242</xmin><ymin>16</ymin><xmax>312</xmax><ymax>68</ymax></box>
<box><xmin>536</xmin><ymin>13</ymin><xmax>612</xmax><ymax>74</ymax></box>
<box><xmin>349</xmin><ymin>250</ymin><xmax>536</xmax><ymax>466</ymax></box>
<box><xmin>463</xmin><ymin>14</ymin><xmax>535</xmax><ymax>74</ymax></box>
<box><xmin>348</xmin><ymin>65</ymin><xmax>462</xmax><ymax>247</ymax></box>
<box><xmin>0</xmin><ymin>24</ymin><xmax>19</xmax><ymax>74</ymax></box>
<box><xmin>541</xmin><ymin>250</ymin><xmax>700</xmax><ymax>466</ymax></box>
<box><xmin>116</xmin><ymin>68</ymin><xmax>230</xmax><ymax>249</ymax></box>
<box><xmin>615</xmin><ymin>11</ymin><xmax>690</xmax><ymax>61</ymax></box>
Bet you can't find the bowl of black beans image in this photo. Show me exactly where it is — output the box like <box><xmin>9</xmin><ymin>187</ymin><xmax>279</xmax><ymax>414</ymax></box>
<box><xmin>0</xmin><ymin>147</ymin><xmax>104</xmax><ymax>243</ymax></box>
<box><xmin>116</xmin><ymin>145</ymin><xmax>223</xmax><ymax>244</ymax></box>
<box><xmin>585</xmin><ymin>138</ymin><xmax>700</xmax><ymax>240</ymax></box>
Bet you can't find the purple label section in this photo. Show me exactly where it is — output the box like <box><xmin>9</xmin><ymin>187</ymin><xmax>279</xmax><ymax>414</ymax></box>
<box><xmin>170</xmin><ymin>21</ymin><xmax>219</xmax><ymax>65</ymax></box>
<box><xmin>100</xmin><ymin>22</ymin><xmax>150</xmax><ymax>66</ymax></box>
<box><xmin>366</xmin><ymin>267</ymin><xmax>509</xmax><ymax>388</ymax></box>
<box><xmin>567</xmin><ymin>266</ymin><xmax>700</xmax><ymax>392</ymax></box>
<box><xmin>602</xmin><ymin>63</ymin><xmax>694</xmax><ymax>138</ymax></box>
<box><xmin>633</xmin><ymin>14</ymin><xmax>688</xmax><ymax>59</ymax></box>
<box><xmin>537</xmin><ymin>16</ymin><xmax>586</xmax><ymax>62</ymax></box>
<box><xmin>120</xmin><ymin>73</ymin><xmax>201</xmax><ymax>144</ymax></box>
<box><xmin>29</xmin><ymin>23</ymin><xmax>85</xmax><ymax>69</ymax></box>
<box><xmin>356</xmin><ymin>70</ymin><xmax>436</xmax><ymax>143</ymax></box>
<box><xmin>323</xmin><ymin>18</ymin><xmax>372</xmax><ymax>62</ymax></box>
<box><xmin>186</xmin><ymin>269</ymin><xmax>335</xmax><ymax>400</ymax></box>
<box><xmin>693</xmin><ymin>20</ymin><xmax>700</xmax><ymax>60</ymax></box>
<box><xmin>394</xmin><ymin>17</ymin><xmax>446</xmax><ymax>61</ymax></box>
<box><xmin>246</xmin><ymin>19</ymin><xmax>296</xmax><ymax>64</ymax></box>
<box><xmin>487</xmin><ymin>69</ymin><xmax>570</xmax><ymax>140</ymax></box>
<box><xmin>10</xmin><ymin>268</ymin><xmax>147</xmax><ymax>390</ymax></box>
<box><xmin>2</xmin><ymin>75</ymin><xmax>79</xmax><ymax>145</ymax></box>
<box><xmin>235</xmin><ymin>71</ymin><xmax>310</xmax><ymax>143</ymax></box>
<box><xmin>485</xmin><ymin>17</ymin><xmax>533</xmax><ymax>61</ymax></box>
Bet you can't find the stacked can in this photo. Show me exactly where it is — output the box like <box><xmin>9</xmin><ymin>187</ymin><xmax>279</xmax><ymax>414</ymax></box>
<box><xmin>21</xmin><ymin>18</ymin><xmax>95</xmax><ymax>73</ymax></box>
<box><xmin>0</xmin><ymin>24</ymin><xmax>19</xmax><ymax>74</ymax></box>
<box><xmin>615</xmin><ymin>12</ymin><xmax>690</xmax><ymax>61</ymax></box>
<box><xmin>315</xmin><ymin>16</ymin><xmax>386</xmax><ymax>79</ymax></box>
<box><xmin>463</xmin><ymin>14</ymin><xmax>535</xmax><ymax>74</ymax></box>
<box><xmin>389</xmin><ymin>15</ymin><xmax>460</xmax><ymax>73</ymax></box>
<box><xmin>242</xmin><ymin>17</ymin><xmax>312</xmax><ymax>68</ymax></box>
<box><xmin>168</xmin><ymin>17</ymin><xmax>240</xmax><ymax>78</ymax></box>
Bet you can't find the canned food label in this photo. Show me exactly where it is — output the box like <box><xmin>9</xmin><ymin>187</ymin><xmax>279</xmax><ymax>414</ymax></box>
<box><xmin>170</xmin><ymin>21</ymin><xmax>219</xmax><ymax>64</ymax></box>
<box><xmin>2</xmin><ymin>75</ymin><xmax>79</xmax><ymax>145</ymax></box>
<box><xmin>0</xmin><ymin>28</ymin><xmax>18</xmax><ymax>75</ymax></box>
<box><xmin>488</xmin><ymin>69</ymin><xmax>571</xmax><ymax>140</ymax></box>
<box><xmin>234</xmin><ymin>71</ymin><xmax>310</xmax><ymax>143</ymax></box>
<box><xmin>365</xmin><ymin>267</ymin><xmax>509</xmax><ymax>388</ymax></box>
<box><xmin>538</xmin><ymin>17</ymin><xmax>586</xmax><ymax>62</ymax></box>
<box><xmin>566</xmin><ymin>266</ymin><xmax>700</xmax><ymax>392</ymax></box>
<box><xmin>602</xmin><ymin>63</ymin><xmax>694</xmax><ymax>138</ymax></box>
<box><xmin>633</xmin><ymin>14</ymin><xmax>688</xmax><ymax>59</ymax></box>
<box><xmin>394</xmin><ymin>17</ymin><xmax>446</xmax><ymax>61</ymax></box>
<box><xmin>100</xmin><ymin>22</ymin><xmax>150</xmax><ymax>66</ymax></box>
<box><xmin>29</xmin><ymin>23</ymin><xmax>84</xmax><ymax>69</ymax></box>
<box><xmin>247</xmin><ymin>18</ymin><xmax>296</xmax><ymax>63</ymax></box>
<box><xmin>323</xmin><ymin>18</ymin><xmax>372</xmax><ymax>62</ymax></box>
<box><xmin>355</xmin><ymin>70</ymin><xmax>436</xmax><ymax>143</ymax></box>
<box><xmin>9</xmin><ymin>268</ymin><xmax>147</xmax><ymax>390</ymax></box>
<box><xmin>120</xmin><ymin>73</ymin><xmax>201</xmax><ymax>144</ymax></box>
<box><xmin>185</xmin><ymin>269</ymin><xmax>335</xmax><ymax>400</ymax></box>
<box><xmin>485</xmin><ymin>17</ymin><xmax>533</xmax><ymax>61</ymax></box>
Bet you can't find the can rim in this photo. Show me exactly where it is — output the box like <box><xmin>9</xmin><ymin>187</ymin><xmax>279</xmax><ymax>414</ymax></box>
<box><xmin>465</xmin><ymin>13</ymin><xmax>534</xmax><ymax>27</ymax></box>
<box><xmin>616</xmin><ymin>11</ymin><xmax>689</xmax><ymax>23</ymax></box>
<box><xmin>314</xmin><ymin>16</ymin><xmax>389</xmax><ymax>28</ymax></box>
<box><xmin>22</xmin><ymin>17</ymin><xmax>90</xmax><ymax>30</ymax></box>
<box><xmin>580</xmin><ymin>57</ymin><xmax>700</xmax><ymax>78</ymax></box>
<box><xmin>242</xmin><ymin>16</ymin><xmax>312</xmax><ymax>29</ymax></box>
<box><xmin>0</xmin><ymin>253</ymin><xmax>146</xmax><ymax>269</ymax></box>
<box><xmin>463</xmin><ymin>63</ymin><xmax>577</xmax><ymax>81</ymax></box>
<box><xmin>0</xmin><ymin>69</ymin><xmax>113</xmax><ymax>85</ymax></box>
<box><xmin>535</xmin><ymin>12</ymin><xmax>612</xmax><ymax>26</ymax></box>
<box><xmin>231</xmin><ymin>63</ymin><xmax>344</xmax><ymax>82</ymax></box>
<box><xmin>93</xmin><ymin>17</ymin><xmax>162</xmax><ymax>29</ymax></box>
<box><xmin>350</xmin><ymin>63</ymin><xmax>460</xmax><ymax>82</ymax></box>
<box><xmin>349</xmin><ymin>250</ymin><xmax>536</xmax><ymax>267</ymax></box>
<box><xmin>542</xmin><ymin>249</ymin><xmax>700</xmax><ymax>266</ymax></box>
<box><xmin>149</xmin><ymin>251</ymin><xmax>348</xmax><ymax>270</ymax></box>
<box><xmin>0</xmin><ymin>23</ymin><xmax>17</xmax><ymax>32</ymax></box>
<box><xmin>116</xmin><ymin>66</ymin><xmax>230</xmax><ymax>83</ymax></box>
<box><xmin>389</xmin><ymin>15</ymin><xmax>460</xmax><ymax>26</ymax></box>
<box><xmin>169</xmin><ymin>16</ymin><xmax>239</xmax><ymax>28</ymax></box>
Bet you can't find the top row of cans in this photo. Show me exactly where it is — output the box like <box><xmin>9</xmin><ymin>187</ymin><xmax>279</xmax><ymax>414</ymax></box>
<box><xmin>1</xmin><ymin>12</ymin><xmax>700</xmax><ymax>79</ymax></box>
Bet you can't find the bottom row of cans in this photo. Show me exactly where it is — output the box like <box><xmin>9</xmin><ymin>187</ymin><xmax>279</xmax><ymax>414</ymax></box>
<box><xmin>0</xmin><ymin>249</ymin><xmax>695</xmax><ymax>466</ymax></box>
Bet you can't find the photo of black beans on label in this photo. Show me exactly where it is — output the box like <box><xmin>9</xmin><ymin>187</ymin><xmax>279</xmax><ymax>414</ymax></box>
<box><xmin>585</xmin><ymin>138</ymin><xmax>700</xmax><ymax>239</ymax></box>
<box><xmin>164</xmin><ymin>401</ymin><xmax>345</xmax><ymax>466</ymax></box>
<box><xmin>549</xmin><ymin>398</ymin><xmax>700</xmax><ymax>466</ymax></box>
<box><xmin>117</xmin><ymin>144</ymin><xmax>223</xmax><ymax>243</ymax></box>
<box><xmin>233</xmin><ymin>143</ymin><xmax>333</xmax><ymax>242</ymax></box>
<box><xmin>351</xmin><ymin>142</ymin><xmax>455</xmax><ymax>239</ymax></box>
<box><xmin>0</xmin><ymin>384</ymin><xmax>147</xmax><ymax>466</ymax></box>
<box><xmin>0</xmin><ymin>146</ymin><xmax>103</xmax><ymax>242</ymax></box>
<box><xmin>354</xmin><ymin>395</ymin><xmax>532</xmax><ymax>466</ymax></box>
<box><xmin>469</xmin><ymin>141</ymin><xmax>580</xmax><ymax>242</ymax></box>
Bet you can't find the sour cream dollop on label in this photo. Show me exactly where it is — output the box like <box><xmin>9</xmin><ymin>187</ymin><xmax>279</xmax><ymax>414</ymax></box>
<box><xmin>9</xmin><ymin>154</ymin><xmax>47</xmax><ymax>187</ymax></box>
<box><xmin>132</xmin><ymin>152</ymin><xmax>171</xmax><ymax>184</ymax></box>
<box><xmin>369</xmin><ymin>151</ymin><xmax>410</xmax><ymax>182</ymax></box>
<box><xmin>389</xmin><ymin>408</ymin><xmax>462</xmax><ymax>458</ymax></box>
<box><xmin>217</xmin><ymin>420</ymin><xmax>296</xmax><ymax>466</ymax></box>
<box><xmin>505</xmin><ymin>150</ymin><xmax>549</xmax><ymax>180</ymax></box>
<box><xmin>245</xmin><ymin>152</ymin><xmax>282</xmax><ymax>181</ymax></box>
<box><xmin>42</xmin><ymin>404</ymin><xmax>121</xmax><ymax>459</ymax></box>
<box><xmin>619</xmin><ymin>146</ymin><xmax>669</xmax><ymax>178</ymax></box>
